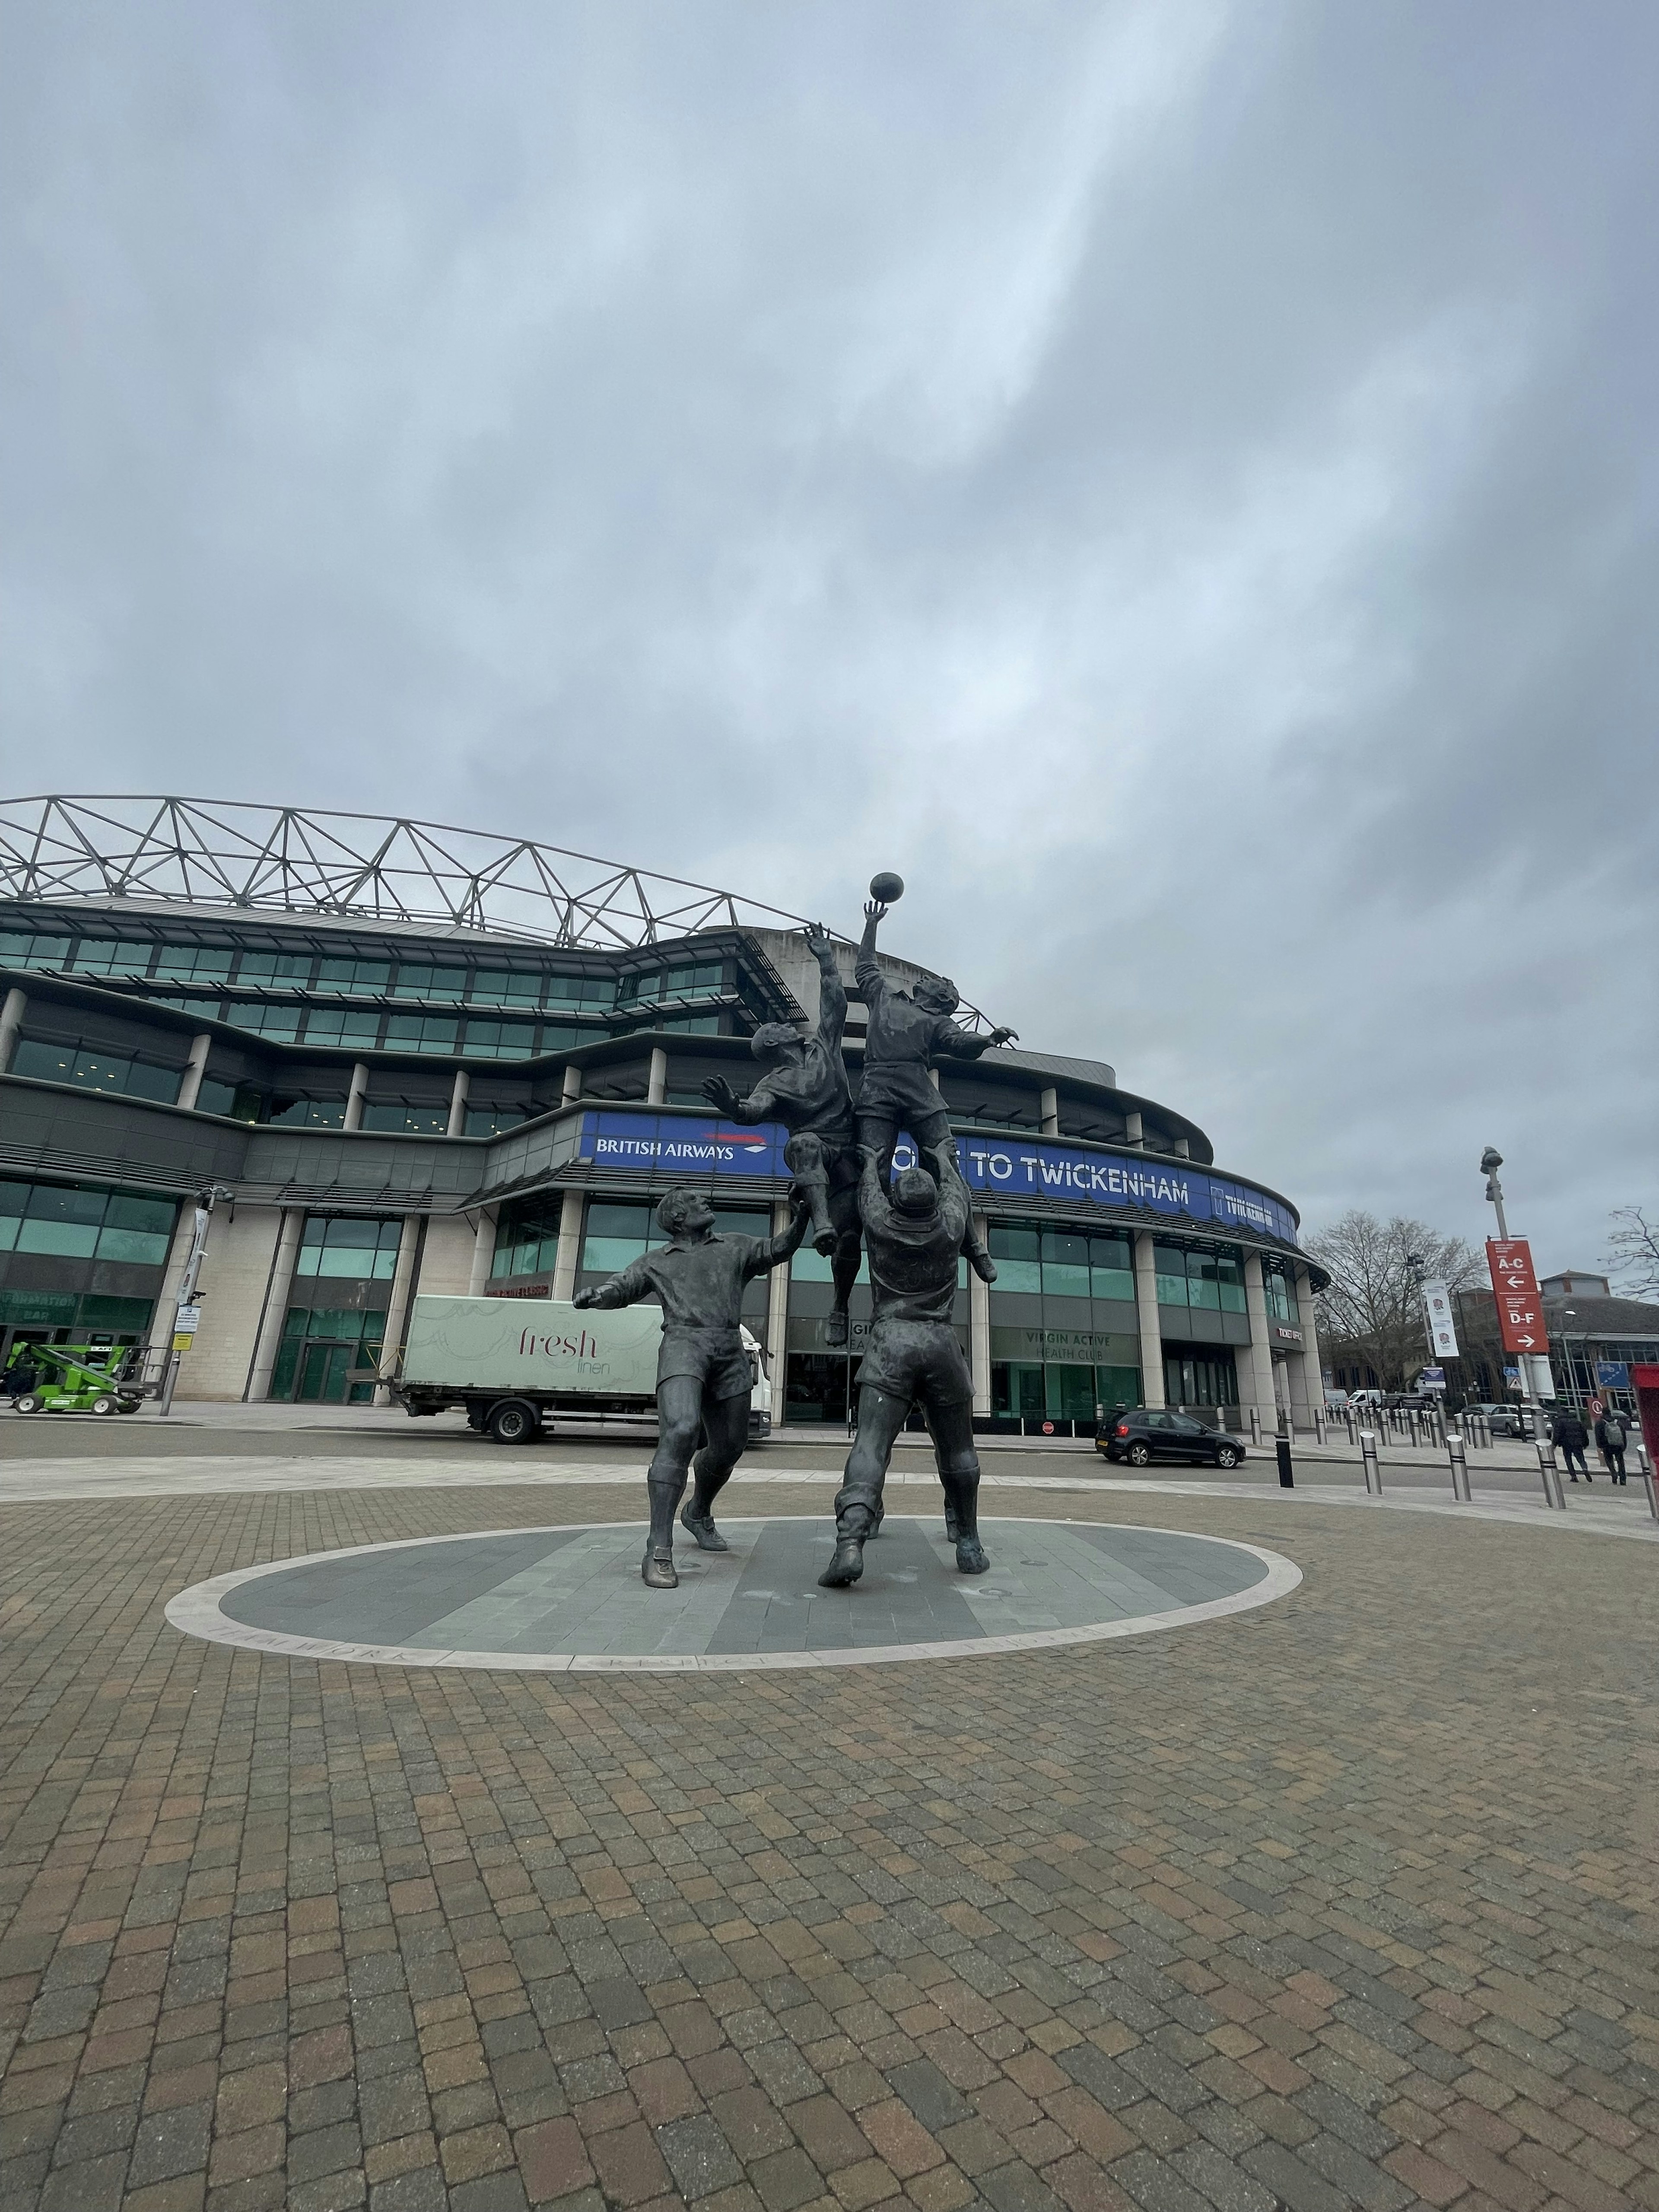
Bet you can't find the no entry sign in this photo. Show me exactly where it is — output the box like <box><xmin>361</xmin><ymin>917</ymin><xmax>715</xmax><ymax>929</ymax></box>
<box><xmin>1488</xmin><ymin>1239</ymin><xmax>1549</xmax><ymax>1355</ymax></box>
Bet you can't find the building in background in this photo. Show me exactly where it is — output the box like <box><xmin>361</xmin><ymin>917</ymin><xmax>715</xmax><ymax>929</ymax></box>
<box><xmin>0</xmin><ymin>798</ymin><xmax>1324</xmax><ymax>1432</ymax></box>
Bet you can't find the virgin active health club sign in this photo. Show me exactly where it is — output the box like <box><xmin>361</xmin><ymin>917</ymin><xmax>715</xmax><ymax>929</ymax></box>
<box><xmin>576</xmin><ymin>1112</ymin><xmax>1300</xmax><ymax>1246</ymax></box>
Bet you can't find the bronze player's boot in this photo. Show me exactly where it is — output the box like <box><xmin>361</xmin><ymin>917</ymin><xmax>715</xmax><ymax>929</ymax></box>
<box><xmin>680</xmin><ymin>1503</ymin><xmax>728</xmax><ymax>1551</ymax></box>
<box><xmin>818</xmin><ymin>1536</ymin><xmax>864</xmax><ymax>1587</ymax></box>
<box><xmin>642</xmin><ymin>1547</ymin><xmax>679</xmax><ymax>1589</ymax></box>
<box><xmin>823</xmin><ymin>1309</ymin><xmax>849</xmax><ymax>1347</ymax></box>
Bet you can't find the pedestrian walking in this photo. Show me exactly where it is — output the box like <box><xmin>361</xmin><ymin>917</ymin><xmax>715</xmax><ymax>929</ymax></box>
<box><xmin>1595</xmin><ymin>1407</ymin><xmax>1630</xmax><ymax>1485</ymax></box>
<box><xmin>1552</xmin><ymin>1407</ymin><xmax>1592</xmax><ymax>1481</ymax></box>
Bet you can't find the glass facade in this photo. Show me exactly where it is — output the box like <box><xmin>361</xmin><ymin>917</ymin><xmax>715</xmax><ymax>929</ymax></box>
<box><xmin>12</xmin><ymin>1036</ymin><xmax>183</xmax><ymax>1104</ymax></box>
<box><xmin>270</xmin><ymin>1216</ymin><xmax>405</xmax><ymax>1402</ymax></box>
<box><xmin>1260</xmin><ymin>1259</ymin><xmax>1299</xmax><ymax>1323</ymax></box>
<box><xmin>0</xmin><ymin>1178</ymin><xmax>176</xmax><ymax>1341</ymax></box>
<box><xmin>1153</xmin><ymin>1242</ymin><xmax>1246</xmax><ymax>1311</ymax></box>
<box><xmin>1163</xmin><ymin>1348</ymin><xmax>1240</xmax><ymax>1408</ymax></box>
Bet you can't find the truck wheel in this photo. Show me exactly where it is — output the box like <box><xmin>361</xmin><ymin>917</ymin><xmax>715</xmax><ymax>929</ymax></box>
<box><xmin>117</xmin><ymin>1398</ymin><xmax>143</xmax><ymax>1414</ymax></box>
<box><xmin>488</xmin><ymin>1399</ymin><xmax>541</xmax><ymax>1446</ymax></box>
<box><xmin>91</xmin><ymin>1395</ymin><xmax>118</xmax><ymax>1415</ymax></box>
<box><xmin>13</xmin><ymin>1393</ymin><xmax>43</xmax><ymax>1414</ymax></box>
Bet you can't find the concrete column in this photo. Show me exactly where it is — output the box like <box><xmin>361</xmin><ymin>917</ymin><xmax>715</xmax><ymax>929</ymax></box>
<box><xmin>447</xmin><ymin>1068</ymin><xmax>470</xmax><ymax>1136</ymax></box>
<box><xmin>648</xmin><ymin>1047</ymin><xmax>668</xmax><ymax>1105</ymax></box>
<box><xmin>1242</xmin><ymin>1253</ymin><xmax>1277</xmax><ymax>1424</ymax></box>
<box><xmin>969</xmin><ymin>1211</ymin><xmax>992</xmax><ymax>1414</ymax></box>
<box><xmin>1295</xmin><ymin>1265</ymin><xmax>1324</xmax><ymax>1416</ymax></box>
<box><xmin>1170</xmin><ymin>1136</ymin><xmax>1190</xmax><ymax>1159</ymax></box>
<box><xmin>561</xmin><ymin>1064</ymin><xmax>584</xmax><ymax>1105</ymax></box>
<box><xmin>0</xmin><ymin>986</ymin><xmax>26</xmax><ymax>1073</ymax></box>
<box><xmin>374</xmin><ymin>1216</ymin><xmax>423</xmax><ymax>1404</ymax></box>
<box><xmin>177</xmin><ymin>1032</ymin><xmax>213</xmax><ymax>1112</ymax></box>
<box><xmin>245</xmin><ymin>1210</ymin><xmax>305</xmax><ymax>1401</ymax></box>
<box><xmin>551</xmin><ymin>1189</ymin><xmax>586</xmax><ymax>1300</ymax></box>
<box><xmin>1133</xmin><ymin>1232</ymin><xmax>1165</xmax><ymax>1408</ymax></box>
<box><xmin>1122</xmin><ymin>1111</ymin><xmax>1143</xmax><ymax>1149</ymax></box>
<box><xmin>1039</xmin><ymin>1088</ymin><xmax>1059</xmax><ymax>1138</ymax></box>
<box><xmin>766</xmin><ymin>1201</ymin><xmax>791</xmax><ymax>1400</ymax></box>
<box><xmin>467</xmin><ymin>1207</ymin><xmax>499</xmax><ymax>1295</ymax></box>
<box><xmin>343</xmin><ymin>1062</ymin><xmax>369</xmax><ymax>1132</ymax></box>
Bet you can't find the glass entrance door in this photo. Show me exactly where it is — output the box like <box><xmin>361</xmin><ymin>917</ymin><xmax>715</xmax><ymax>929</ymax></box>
<box><xmin>298</xmin><ymin>1341</ymin><xmax>355</xmax><ymax>1403</ymax></box>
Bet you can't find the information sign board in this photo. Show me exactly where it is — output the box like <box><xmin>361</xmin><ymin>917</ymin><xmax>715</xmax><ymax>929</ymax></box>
<box><xmin>1487</xmin><ymin>1239</ymin><xmax>1548</xmax><ymax>1355</ymax></box>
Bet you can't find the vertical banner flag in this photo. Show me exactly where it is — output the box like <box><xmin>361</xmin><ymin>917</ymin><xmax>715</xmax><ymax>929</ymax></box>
<box><xmin>1487</xmin><ymin>1239</ymin><xmax>1548</xmax><ymax>1356</ymax></box>
<box><xmin>1422</xmin><ymin>1280</ymin><xmax>1460</xmax><ymax>1359</ymax></box>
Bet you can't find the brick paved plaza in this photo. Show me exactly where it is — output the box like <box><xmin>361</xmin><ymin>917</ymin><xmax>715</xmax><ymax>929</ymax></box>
<box><xmin>2</xmin><ymin>1441</ymin><xmax>1657</xmax><ymax>2212</ymax></box>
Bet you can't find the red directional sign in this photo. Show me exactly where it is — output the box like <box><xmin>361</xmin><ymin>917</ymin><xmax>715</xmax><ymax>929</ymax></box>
<box><xmin>1488</xmin><ymin>1239</ymin><xmax>1549</xmax><ymax>1354</ymax></box>
<box><xmin>1487</xmin><ymin>1239</ymin><xmax>1540</xmax><ymax>1296</ymax></box>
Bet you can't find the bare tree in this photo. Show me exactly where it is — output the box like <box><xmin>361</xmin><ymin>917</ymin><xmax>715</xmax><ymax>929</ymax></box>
<box><xmin>1305</xmin><ymin>1211</ymin><xmax>1483</xmax><ymax>1391</ymax></box>
<box><xmin>1602</xmin><ymin>1207</ymin><xmax>1659</xmax><ymax>1298</ymax></box>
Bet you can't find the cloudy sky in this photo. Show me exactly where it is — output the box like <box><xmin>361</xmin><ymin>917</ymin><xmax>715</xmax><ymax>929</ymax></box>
<box><xmin>3</xmin><ymin>1</ymin><xmax>1655</xmax><ymax>1269</ymax></box>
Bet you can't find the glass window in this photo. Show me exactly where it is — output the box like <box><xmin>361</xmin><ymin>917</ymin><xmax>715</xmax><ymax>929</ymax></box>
<box><xmin>69</xmin><ymin>940</ymin><xmax>155</xmax><ymax>976</ymax></box>
<box><xmin>361</xmin><ymin>1103</ymin><xmax>451</xmax><ymax>1135</ymax></box>
<box><xmin>235</xmin><ymin>950</ymin><xmax>315</xmax><ymax>986</ymax></box>
<box><xmin>0</xmin><ymin>932</ymin><xmax>72</xmax><ymax>968</ymax></box>
<box><xmin>580</xmin><ymin>1200</ymin><xmax>659</xmax><ymax>1277</ymax></box>
<box><xmin>542</xmin><ymin>974</ymin><xmax>616</xmax><ymax>1008</ymax></box>
<box><xmin>1261</xmin><ymin>1263</ymin><xmax>1299</xmax><ymax>1323</ymax></box>
<box><xmin>464</xmin><ymin>1105</ymin><xmax>534</xmax><ymax>1138</ymax></box>
<box><xmin>658</xmin><ymin>1015</ymin><xmax>720</xmax><ymax>1033</ymax></box>
<box><xmin>0</xmin><ymin>1180</ymin><xmax>28</xmax><ymax>1217</ymax></box>
<box><xmin>264</xmin><ymin>1097</ymin><xmax>347</xmax><ymax>1128</ymax></box>
<box><xmin>461</xmin><ymin>1020</ymin><xmax>538</xmax><ymax>1059</ymax></box>
<box><xmin>302</xmin><ymin>1009</ymin><xmax>381</xmax><ymax>1049</ymax></box>
<box><xmin>121</xmin><ymin>1060</ymin><xmax>182</xmax><ymax>1104</ymax></box>
<box><xmin>316</xmin><ymin>959</ymin><xmax>391</xmax><ymax>993</ymax></box>
<box><xmin>1185</xmin><ymin>1255</ymin><xmax>1221</xmax><ymax>1310</ymax></box>
<box><xmin>150</xmin><ymin>947</ymin><xmax>234</xmax><ymax>983</ymax></box>
<box><xmin>988</xmin><ymin>1224</ymin><xmax>1041</xmax><ymax>1295</ymax></box>
<box><xmin>383</xmin><ymin>1014</ymin><xmax>458</xmax><ymax>1055</ymax></box>
<box><xmin>96</xmin><ymin>1224</ymin><xmax>174</xmax><ymax>1265</ymax></box>
<box><xmin>390</xmin><ymin>965</ymin><xmax>468</xmax><ymax>1001</ymax></box>
<box><xmin>1089</xmin><ymin>1233</ymin><xmax>1135</xmax><ymax>1303</ymax></box>
<box><xmin>294</xmin><ymin>1216</ymin><xmax>401</xmax><ymax>1279</ymax></box>
<box><xmin>1153</xmin><ymin>1243</ymin><xmax>1190</xmax><ymax>1306</ymax></box>
<box><xmin>1040</xmin><ymin>1230</ymin><xmax>1090</xmax><ymax>1300</ymax></box>
<box><xmin>792</xmin><ymin>1244</ymin><xmax>870</xmax><ymax>1284</ymax></box>
<box><xmin>1214</xmin><ymin>1253</ymin><xmax>1246</xmax><ymax>1313</ymax></box>
<box><xmin>195</xmin><ymin>1078</ymin><xmax>260</xmax><ymax>1121</ymax></box>
<box><xmin>105</xmin><ymin>1194</ymin><xmax>175</xmax><ymax>1236</ymax></box>
<box><xmin>470</xmin><ymin>970</ymin><xmax>543</xmax><ymax>1007</ymax></box>
<box><xmin>223</xmin><ymin>1004</ymin><xmax>302</xmax><ymax>1042</ymax></box>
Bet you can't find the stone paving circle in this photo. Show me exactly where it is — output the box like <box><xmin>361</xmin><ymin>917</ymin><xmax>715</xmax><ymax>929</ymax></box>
<box><xmin>164</xmin><ymin>1514</ymin><xmax>1301</xmax><ymax>1672</ymax></box>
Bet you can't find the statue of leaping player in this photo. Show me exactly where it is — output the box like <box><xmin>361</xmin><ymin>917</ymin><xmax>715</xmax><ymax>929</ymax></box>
<box><xmin>855</xmin><ymin>893</ymin><xmax>1016</xmax><ymax>1284</ymax></box>
<box><xmin>702</xmin><ymin>922</ymin><xmax>864</xmax><ymax>1348</ymax></box>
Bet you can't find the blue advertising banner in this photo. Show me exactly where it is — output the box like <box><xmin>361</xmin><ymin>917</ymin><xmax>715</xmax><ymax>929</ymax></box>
<box><xmin>1597</xmin><ymin>1360</ymin><xmax>1630</xmax><ymax>1390</ymax></box>
<box><xmin>577</xmin><ymin>1112</ymin><xmax>794</xmax><ymax>1179</ymax></box>
<box><xmin>578</xmin><ymin>1109</ymin><xmax>1300</xmax><ymax>1247</ymax></box>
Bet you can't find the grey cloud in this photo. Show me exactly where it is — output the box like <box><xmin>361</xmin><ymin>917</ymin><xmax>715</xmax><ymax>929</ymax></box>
<box><xmin>2</xmin><ymin>0</ymin><xmax>1653</xmax><ymax>1262</ymax></box>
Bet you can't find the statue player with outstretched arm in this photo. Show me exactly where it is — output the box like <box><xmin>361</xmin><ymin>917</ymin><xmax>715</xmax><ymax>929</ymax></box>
<box><xmin>855</xmin><ymin>895</ymin><xmax>1016</xmax><ymax>1282</ymax></box>
<box><xmin>575</xmin><ymin>1188</ymin><xmax>808</xmax><ymax>1588</ymax></box>
<box><xmin>702</xmin><ymin>923</ymin><xmax>863</xmax><ymax>1347</ymax></box>
<box><xmin>820</xmin><ymin>1140</ymin><xmax>991</xmax><ymax>1589</ymax></box>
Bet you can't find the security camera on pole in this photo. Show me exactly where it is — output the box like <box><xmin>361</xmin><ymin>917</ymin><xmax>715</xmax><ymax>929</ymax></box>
<box><xmin>1480</xmin><ymin>1147</ymin><xmax>1551</xmax><ymax>1441</ymax></box>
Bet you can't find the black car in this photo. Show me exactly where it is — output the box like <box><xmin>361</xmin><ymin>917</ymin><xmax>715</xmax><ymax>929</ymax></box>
<box><xmin>1096</xmin><ymin>1408</ymin><xmax>1246</xmax><ymax>1470</ymax></box>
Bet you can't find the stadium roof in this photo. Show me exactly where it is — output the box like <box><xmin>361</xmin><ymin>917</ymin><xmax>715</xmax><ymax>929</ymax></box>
<box><xmin>0</xmin><ymin>795</ymin><xmax>811</xmax><ymax>952</ymax></box>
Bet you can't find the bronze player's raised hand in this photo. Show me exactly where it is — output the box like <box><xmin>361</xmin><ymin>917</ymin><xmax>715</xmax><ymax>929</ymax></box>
<box><xmin>801</xmin><ymin>922</ymin><xmax>836</xmax><ymax>962</ymax></box>
<box><xmin>863</xmin><ymin>899</ymin><xmax>887</xmax><ymax>927</ymax></box>
<box><xmin>701</xmin><ymin>1076</ymin><xmax>741</xmax><ymax>1116</ymax></box>
<box><xmin>987</xmin><ymin>1025</ymin><xmax>1018</xmax><ymax>1047</ymax></box>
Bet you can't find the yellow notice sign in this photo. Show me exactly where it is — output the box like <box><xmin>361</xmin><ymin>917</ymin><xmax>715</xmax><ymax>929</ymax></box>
<box><xmin>172</xmin><ymin>1333</ymin><xmax>195</xmax><ymax>1353</ymax></box>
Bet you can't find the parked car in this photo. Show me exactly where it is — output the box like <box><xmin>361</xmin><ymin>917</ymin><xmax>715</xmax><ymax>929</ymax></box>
<box><xmin>1382</xmin><ymin>1391</ymin><xmax>1438</xmax><ymax>1411</ymax></box>
<box><xmin>1465</xmin><ymin>1402</ymin><xmax>1538</xmax><ymax>1439</ymax></box>
<box><xmin>1096</xmin><ymin>1408</ymin><xmax>1246</xmax><ymax>1470</ymax></box>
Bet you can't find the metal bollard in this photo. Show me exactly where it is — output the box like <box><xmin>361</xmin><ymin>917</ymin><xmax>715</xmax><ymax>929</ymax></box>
<box><xmin>1249</xmin><ymin>1406</ymin><xmax>1261</xmax><ymax>1446</ymax></box>
<box><xmin>1534</xmin><ymin>1437</ymin><xmax>1565</xmax><ymax>1510</ymax></box>
<box><xmin>1313</xmin><ymin>1408</ymin><xmax>1326</xmax><ymax>1445</ymax></box>
<box><xmin>1446</xmin><ymin>1429</ymin><xmax>1471</xmax><ymax>1503</ymax></box>
<box><xmin>1344</xmin><ymin>1408</ymin><xmax>1356</xmax><ymax>1446</ymax></box>
<box><xmin>1359</xmin><ymin>1429</ymin><xmax>1382</xmax><ymax>1495</ymax></box>
<box><xmin>1275</xmin><ymin>1435</ymin><xmax>1294</xmax><ymax>1488</ymax></box>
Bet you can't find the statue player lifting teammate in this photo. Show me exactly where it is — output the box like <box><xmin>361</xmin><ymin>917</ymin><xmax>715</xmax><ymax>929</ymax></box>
<box><xmin>702</xmin><ymin>922</ymin><xmax>864</xmax><ymax>1347</ymax></box>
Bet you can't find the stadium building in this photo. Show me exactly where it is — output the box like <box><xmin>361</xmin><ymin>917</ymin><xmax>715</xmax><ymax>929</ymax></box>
<box><xmin>0</xmin><ymin>798</ymin><xmax>1325</xmax><ymax>1432</ymax></box>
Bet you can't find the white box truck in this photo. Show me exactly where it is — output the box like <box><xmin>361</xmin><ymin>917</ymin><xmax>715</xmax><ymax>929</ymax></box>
<box><xmin>391</xmin><ymin>1294</ymin><xmax>773</xmax><ymax>1446</ymax></box>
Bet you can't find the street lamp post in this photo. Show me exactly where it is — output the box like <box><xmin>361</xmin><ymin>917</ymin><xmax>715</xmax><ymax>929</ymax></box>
<box><xmin>158</xmin><ymin>1183</ymin><xmax>233</xmax><ymax>1417</ymax></box>
<box><xmin>1481</xmin><ymin>1146</ymin><xmax>1544</xmax><ymax>1440</ymax></box>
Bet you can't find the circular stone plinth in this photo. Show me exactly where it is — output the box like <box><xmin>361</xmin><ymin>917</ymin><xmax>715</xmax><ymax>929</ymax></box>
<box><xmin>166</xmin><ymin>1517</ymin><xmax>1300</xmax><ymax>1673</ymax></box>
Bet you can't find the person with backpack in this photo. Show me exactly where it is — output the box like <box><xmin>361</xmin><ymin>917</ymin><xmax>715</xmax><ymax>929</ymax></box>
<box><xmin>1595</xmin><ymin>1407</ymin><xmax>1630</xmax><ymax>1485</ymax></box>
<box><xmin>1552</xmin><ymin>1406</ymin><xmax>1592</xmax><ymax>1481</ymax></box>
